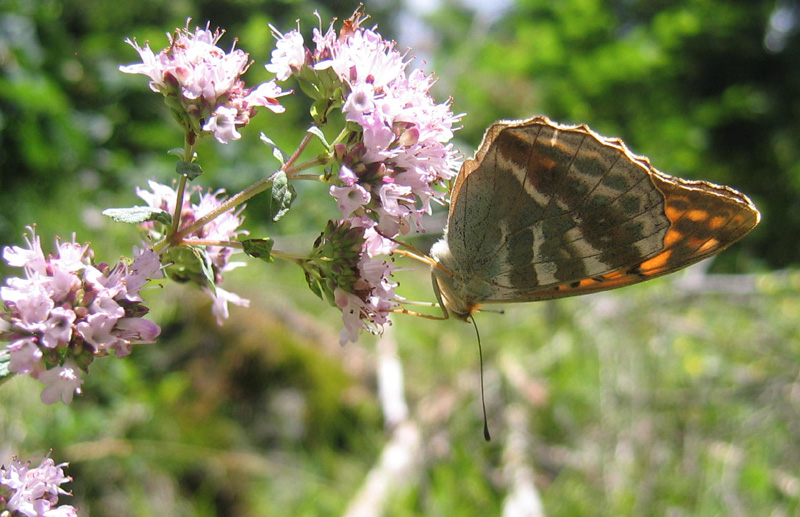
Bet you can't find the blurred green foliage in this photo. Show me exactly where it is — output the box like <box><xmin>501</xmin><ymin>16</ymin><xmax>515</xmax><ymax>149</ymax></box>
<box><xmin>1</xmin><ymin>0</ymin><xmax>798</xmax><ymax>515</ymax></box>
<box><xmin>434</xmin><ymin>0</ymin><xmax>798</xmax><ymax>269</ymax></box>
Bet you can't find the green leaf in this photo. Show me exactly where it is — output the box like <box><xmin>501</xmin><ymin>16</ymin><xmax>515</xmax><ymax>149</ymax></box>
<box><xmin>102</xmin><ymin>206</ymin><xmax>172</xmax><ymax>226</ymax></box>
<box><xmin>242</xmin><ymin>238</ymin><xmax>275</xmax><ymax>262</ymax></box>
<box><xmin>260</xmin><ymin>133</ymin><xmax>287</xmax><ymax>165</ymax></box>
<box><xmin>0</xmin><ymin>352</ymin><xmax>12</xmax><ymax>387</ymax></box>
<box><xmin>304</xmin><ymin>270</ymin><xmax>323</xmax><ymax>300</ymax></box>
<box><xmin>297</xmin><ymin>75</ymin><xmax>323</xmax><ymax>100</ymax></box>
<box><xmin>191</xmin><ymin>246</ymin><xmax>216</xmax><ymax>295</ymax></box>
<box><xmin>307</xmin><ymin>126</ymin><xmax>330</xmax><ymax>150</ymax></box>
<box><xmin>268</xmin><ymin>171</ymin><xmax>296</xmax><ymax>222</ymax></box>
<box><xmin>310</xmin><ymin>98</ymin><xmax>333</xmax><ymax>125</ymax></box>
<box><xmin>176</xmin><ymin>160</ymin><xmax>203</xmax><ymax>180</ymax></box>
<box><xmin>162</xmin><ymin>246</ymin><xmax>216</xmax><ymax>293</ymax></box>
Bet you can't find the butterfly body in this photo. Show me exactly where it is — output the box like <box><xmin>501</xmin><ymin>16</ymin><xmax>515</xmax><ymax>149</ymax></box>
<box><xmin>430</xmin><ymin>116</ymin><xmax>760</xmax><ymax>321</ymax></box>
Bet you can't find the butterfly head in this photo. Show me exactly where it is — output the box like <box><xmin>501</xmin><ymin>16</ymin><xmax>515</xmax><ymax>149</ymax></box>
<box><xmin>430</xmin><ymin>239</ymin><xmax>484</xmax><ymax>321</ymax></box>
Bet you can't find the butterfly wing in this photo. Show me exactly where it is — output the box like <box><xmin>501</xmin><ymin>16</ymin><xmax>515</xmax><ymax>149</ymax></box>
<box><xmin>438</xmin><ymin>116</ymin><xmax>760</xmax><ymax>308</ymax></box>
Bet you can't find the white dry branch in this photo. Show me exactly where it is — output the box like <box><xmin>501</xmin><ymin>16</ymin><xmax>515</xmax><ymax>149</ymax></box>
<box><xmin>502</xmin><ymin>404</ymin><xmax>546</xmax><ymax>517</ymax></box>
<box><xmin>672</xmin><ymin>261</ymin><xmax>761</xmax><ymax>295</ymax></box>
<box><xmin>343</xmin><ymin>326</ymin><xmax>423</xmax><ymax>517</ymax></box>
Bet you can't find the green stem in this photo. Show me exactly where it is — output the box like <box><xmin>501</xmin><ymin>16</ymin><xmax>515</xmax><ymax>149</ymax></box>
<box><xmin>179</xmin><ymin>239</ymin><xmax>243</xmax><ymax>248</ymax></box>
<box><xmin>170</xmin><ymin>175</ymin><xmax>188</xmax><ymax>236</ymax></box>
<box><xmin>175</xmin><ymin>171</ymin><xmax>280</xmax><ymax>241</ymax></box>
<box><xmin>331</xmin><ymin>126</ymin><xmax>350</xmax><ymax>147</ymax></box>
<box><xmin>170</xmin><ymin>131</ymin><xmax>335</xmax><ymax>244</ymax></box>
<box><xmin>270</xmin><ymin>248</ymin><xmax>309</xmax><ymax>266</ymax></box>
<box><xmin>284</xmin><ymin>156</ymin><xmax>333</xmax><ymax>178</ymax></box>
<box><xmin>168</xmin><ymin>138</ymin><xmax>196</xmax><ymax>237</ymax></box>
<box><xmin>284</xmin><ymin>131</ymin><xmax>314</xmax><ymax>170</ymax></box>
<box><xmin>287</xmin><ymin>174</ymin><xmax>325</xmax><ymax>181</ymax></box>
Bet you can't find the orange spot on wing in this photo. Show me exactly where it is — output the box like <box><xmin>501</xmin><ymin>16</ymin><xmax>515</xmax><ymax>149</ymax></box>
<box><xmin>686</xmin><ymin>209</ymin><xmax>709</xmax><ymax>222</ymax></box>
<box><xmin>697</xmin><ymin>238</ymin><xmax>720</xmax><ymax>253</ymax></box>
<box><xmin>640</xmin><ymin>249</ymin><xmax>672</xmax><ymax>273</ymax></box>
<box><xmin>663</xmin><ymin>228</ymin><xmax>683</xmax><ymax>247</ymax></box>
<box><xmin>665</xmin><ymin>204</ymin><xmax>683</xmax><ymax>221</ymax></box>
<box><xmin>709</xmin><ymin>215</ymin><xmax>727</xmax><ymax>229</ymax></box>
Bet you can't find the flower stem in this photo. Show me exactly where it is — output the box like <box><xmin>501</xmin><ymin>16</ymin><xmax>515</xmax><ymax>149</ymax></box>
<box><xmin>284</xmin><ymin>131</ymin><xmax>314</xmax><ymax>169</ymax></box>
<box><xmin>175</xmin><ymin>171</ymin><xmax>279</xmax><ymax>241</ymax></box>
<box><xmin>171</xmin><ymin>132</ymin><xmax>333</xmax><ymax>243</ymax></box>
<box><xmin>179</xmin><ymin>239</ymin><xmax>243</xmax><ymax>248</ymax></box>
<box><xmin>284</xmin><ymin>156</ymin><xmax>333</xmax><ymax>178</ymax></box>
<box><xmin>270</xmin><ymin>248</ymin><xmax>309</xmax><ymax>265</ymax></box>
<box><xmin>169</xmin><ymin>138</ymin><xmax>196</xmax><ymax>237</ymax></box>
<box><xmin>286</xmin><ymin>174</ymin><xmax>324</xmax><ymax>181</ymax></box>
<box><xmin>331</xmin><ymin>126</ymin><xmax>349</xmax><ymax>147</ymax></box>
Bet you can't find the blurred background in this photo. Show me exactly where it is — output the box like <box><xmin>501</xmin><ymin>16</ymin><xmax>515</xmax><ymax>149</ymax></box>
<box><xmin>0</xmin><ymin>0</ymin><xmax>798</xmax><ymax>515</ymax></box>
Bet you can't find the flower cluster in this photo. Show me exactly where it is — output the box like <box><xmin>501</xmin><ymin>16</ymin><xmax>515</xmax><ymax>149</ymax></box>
<box><xmin>0</xmin><ymin>228</ymin><xmax>161</xmax><ymax>404</ymax></box>
<box><xmin>136</xmin><ymin>180</ymin><xmax>249</xmax><ymax>324</ymax></box>
<box><xmin>268</xmin><ymin>11</ymin><xmax>461</xmax><ymax>342</ymax></box>
<box><xmin>0</xmin><ymin>455</ymin><xmax>76</xmax><ymax>517</ymax></box>
<box><xmin>120</xmin><ymin>22</ymin><xmax>290</xmax><ymax>144</ymax></box>
<box><xmin>303</xmin><ymin>220</ymin><xmax>397</xmax><ymax>345</ymax></box>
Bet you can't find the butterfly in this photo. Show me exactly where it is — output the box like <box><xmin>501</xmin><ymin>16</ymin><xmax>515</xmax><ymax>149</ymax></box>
<box><xmin>428</xmin><ymin>116</ymin><xmax>761</xmax><ymax>320</ymax></box>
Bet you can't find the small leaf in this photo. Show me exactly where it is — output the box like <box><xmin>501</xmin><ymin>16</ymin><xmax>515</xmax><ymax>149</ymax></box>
<box><xmin>304</xmin><ymin>271</ymin><xmax>323</xmax><ymax>299</ymax></box>
<box><xmin>167</xmin><ymin>148</ymin><xmax>185</xmax><ymax>158</ymax></box>
<box><xmin>260</xmin><ymin>133</ymin><xmax>287</xmax><ymax>165</ymax></box>
<box><xmin>162</xmin><ymin>246</ymin><xmax>215</xmax><ymax>293</ymax></box>
<box><xmin>307</xmin><ymin>126</ymin><xmax>330</xmax><ymax>149</ymax></box>
<box><xmin>0</xmin><ymin>352</ymin><xmax>12</xmax><ymax>387</ymax></box>
<box><xmin>310</xmin><ymin>98</ymin><xmax>332</xmax><ymax>125</ymax></box>
<box><xmin>297</xmin><ymin>76</ymin><xmax>323</xmax><ymax>100</ymax></box>
<box><xmin>273</xmin><ymin>147</ymin><xmax>286</xmax><ymax>165</ymax></box>
<box><xmin>268</xmin><ymin>171</ymin><xmax>297</xmax><ymax>222</ymax></box>
<box><xmin>103</xmin><ymin>206</ymin><xmax>172</xmax><ymax>226</ymax></box>
<box><xmin>176</xmin><ymin>160</ymin><xmax>203</xmax><ymax>180</ymax></box>
<box><xmin>190</xmin><ymin>246</ymin><xmax>216</xmax><ymax>294</ymax></box>
<box><xmin>242</xmin><ymin>238</ymin><xmax>275</xmax><ymax>262</ymax></box>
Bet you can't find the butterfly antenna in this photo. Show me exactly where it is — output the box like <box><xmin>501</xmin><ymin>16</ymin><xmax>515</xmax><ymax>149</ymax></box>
<box><xmin>470</xmin><ymin>315</ymin><xmax>491</xmax><ymax>442</ymax></box>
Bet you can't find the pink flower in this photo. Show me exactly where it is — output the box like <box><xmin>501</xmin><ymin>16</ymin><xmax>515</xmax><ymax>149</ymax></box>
<box><xmin>203</xmin><ymin>105</ymin><xmax>241</xmax><ymax>143</ymax></box>
<box><xmin>265</xmin><ymin>27</ymin><xmax>306</xmax><ymax>80</ymax></box>
<box><xmin>38</xmin><ymin>361</ymin><xmax>83</xmax><ymax>404</ymax></box>
<box><xmin>338</xmin><ymin>165</ymin><xmax>358</xmax><ymax>186</ymax></box>
<box><xmin>328</xmin><ymin>28</ymin><xmax>407</xmax><ymax>90</ymax></box>
<box><xmin>75</xmin><ymin>313</ymin><xmax>124</xmax><ymax>355</ymax></box>
<box><xmin>267</xmin><ymin>10</ymin><xmax>461</xmax><ymax>342</ymax></box>
<box><xmin>194</xmin><ymin>188</ymin><xmax>249</xmax><ymax>273</ymax></box>
<box><xmin>114</xmin><ymin>317</ymin><xmax>161</xmax><ymax>344</ymax></box>
<box><xmin>335</xmin><ymin>288</ymin><xmax>366</xmax><ymax>345</ymax></box>
<box><xmin>121</xmin><ymin>22</ymin><xmax>290</xmax><ymax>143</ymax></box>
<box><xmin>330</xmin><ymin>184</ymin><xmax>371</xmax><ymax>218</ymax></box>
<box><xmin>1</xmin><ymin>227</ymin><xmax>162</xmax><ymax>403</ymax></box>
<box><xmin>2</xmin><ymin>230</ymin><xmax>46</xmax><ymax>273</ymax></box>
<box><xmin>0</xmin><ymin>455</ymin><xmax>76</xmax><ymax>517</ymax></box>
<box><xmin>39</xmin><ymin>307</ymin><xmax>76</xmax><ymax>349</ymax></box>
<box><xmin>135</xmin><ymin>180</ymin><xmax>178</xmax><ymax>214</ymax></box>
<box><xmin>1</xmin><ymin>278</ymin><xmax>53</xmax><ymax>332</ymax></box>
<box><xmin>343</xmin><ymin>82</ymin><xmax>376</xmax><ymax>122</ymax></box>
<box><xmin>205</xmin><ymin>286</ymin><xmax>250</xmax><ymax>326</ymax></box>
<box><xmin>125</xmin><ymin>247</ymin><xmax>163</xmax><ymax>302</ymax></box>
<box><xmin>269</xmin><ymin>11</ymin><xmax>460</xmax><ymax>241</ymax></box>
<box><xmin>7</xmin><ymin>338</ymin><xmax>43</xmax><ymax>375</ymax></box>
<box><xmin>245</xmin><ymin>81</ymin><xmax>289</xmax><ymax>114</ymax></box>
